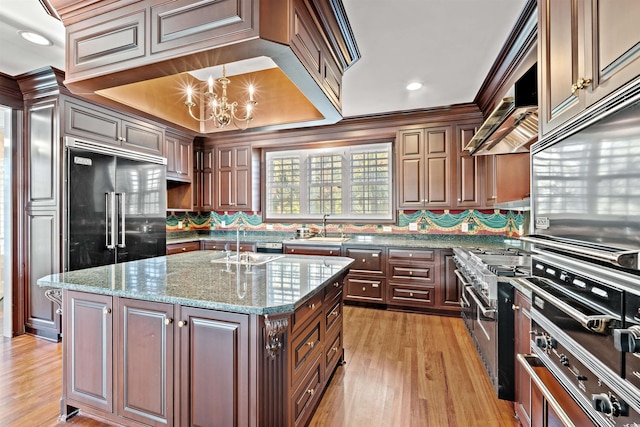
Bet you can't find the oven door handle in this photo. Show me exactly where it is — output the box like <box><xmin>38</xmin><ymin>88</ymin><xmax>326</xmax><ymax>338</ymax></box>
<box><xmin>464</xmin><ymin>285</ymin><xmax>496</xmax><ymax>319</ymax></box>
<box><xmin>516</xmin><ymin>278</ymin><xmax>619</xmax><ymax>334</ymax></box>
<box><xmin>460</xmin><ymin>284</ymin><xmax>470</xmax><ymax>308</ymax></box>
<box><xmin>516</xmin><ymin>354</ymin><xmax>577</xmax><ymax>427</ymax></box>
<box><xmin>454</xmin><ymin>270</ymin><xmax>470</xmax><ymax>286</ymax></box>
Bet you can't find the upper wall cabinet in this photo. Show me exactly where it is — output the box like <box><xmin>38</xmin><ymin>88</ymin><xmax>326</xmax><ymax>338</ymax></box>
<box><xmin>539</xmin><ymin>0</ymin><xmax>640</xmax><ymax>136</ymax></box>
<box><xmin>215</xmin><ymin>145</ymin><xmax>260</xmax><ymax>212</ymax></box>
<box><xmin>64</xmin><ymin>98</ymin><xmax>164</xmax><ymax>156</ymax></box>
<box><xmin>166</xmin><ymin>133</ymin><xmax>193</xmax><ymax>183</ymax></box>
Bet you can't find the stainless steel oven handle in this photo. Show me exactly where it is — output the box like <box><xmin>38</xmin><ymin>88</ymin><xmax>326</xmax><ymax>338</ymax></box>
<box><xmin>516</xmin><ymin>354</ymin><xmax>577</xmax><ymax>427</ymax></box>
<box><xmin>454</xmin><ymin>270</ymin><xmax>470</xmax><ymax>286</ymax></box>
<box><xmin>460</xmin><ymin>285</ymin><xmax>470</xmax><ymax>308</ymax></box>
<box><xmin>464</xmin><ymin>285</ymin><xmax>496</xmax><ymax>319</ymax></box>
<box><xmin>516</xmin><ymin>278</ymin><xmax>619</xmax><ymax>334</ymax></box>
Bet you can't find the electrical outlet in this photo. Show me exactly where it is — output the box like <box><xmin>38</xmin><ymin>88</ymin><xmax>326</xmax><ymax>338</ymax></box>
<box><xmin>266</xmin><ymin>224</ymin><xmax>274</xmax><ymax>230</ymax></box>
<box><xmin>409</xmin><ymin>222</ymin><xmax>418</xmax><ymax>231</ymax></box>
<box><xmin>177</xmin><ymin>220</ymin><xmax>183</xmax><ymax>230</ymax></box>
<box><xmin>461</xmin><ymin>222</ymin><xmax>469</xmax><ymax>232</ymax></box>
<box><xmin>383</xmin><ymin>226</ymin><xmax>392</xmax><ymax>232</ymax></box>
<box><xmin>221</xmin><ymin>221</ymin><xmax>226</xmax><ymax>228</ymax></box>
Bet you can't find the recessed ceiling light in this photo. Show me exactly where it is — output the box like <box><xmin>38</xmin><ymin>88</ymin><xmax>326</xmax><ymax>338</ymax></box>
<box><xmin>406</xmin><ymin>82</ymin><xmax>423</xmax><ymax>91</ymax></box>
<box><xmin>19</xmin><ymin>30</ymin><xmax>53</xmax><ymax>46</ymax></box>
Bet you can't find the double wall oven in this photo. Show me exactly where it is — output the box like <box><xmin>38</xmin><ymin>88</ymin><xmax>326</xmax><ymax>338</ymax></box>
<box><xmin>453</xmin><ymin>246</ymin><xmax>531</xmax><ymax>401</ymax></box>
<box><xmin>515</xmin><ymin>88</ymin><xmax>640</xmax><ymax>425</ymax></box>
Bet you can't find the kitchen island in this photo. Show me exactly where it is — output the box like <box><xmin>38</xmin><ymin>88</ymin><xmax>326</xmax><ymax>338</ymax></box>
<box><xmin>37</xmin><ymin>251</ymin><xmax>354</xmax><ymax>427</ymax></box>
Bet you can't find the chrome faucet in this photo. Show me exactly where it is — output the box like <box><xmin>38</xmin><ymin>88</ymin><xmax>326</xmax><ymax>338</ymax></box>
<box><xmin>236</xmin><ymin>223</ymin><xmax>246</xmax><ymax>260</ymax></box>
<box><xmin>321</xmin><ymin>214</ymin><xmax>330</xmax><ymax>237</ymax></box>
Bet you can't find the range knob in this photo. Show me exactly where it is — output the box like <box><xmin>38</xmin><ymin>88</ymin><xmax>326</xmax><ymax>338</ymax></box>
<box><xmin>614</xmin><ymin>326</ymin><xmax>640</xmax><ymax>353</ymax></box>
<box><xmin>534</xmin><ymin>335</ymin><xmax>557</xmax><ymax>350</ymax></box>
<box><xmin>559</xmin><ymin>354</ymin><xmax>569</xmax><ymax>366</ymax></box>
<box><xmin>592</xmin><ymin>393</ymin><xmax>627</xmax><ymax>417</ymax></box>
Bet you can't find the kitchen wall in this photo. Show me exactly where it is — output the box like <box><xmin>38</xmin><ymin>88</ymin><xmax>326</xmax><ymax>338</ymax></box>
<box><xmin>166</xmin><ymin>209</ymin><xmax>525</xmax><ymax>237</ymax></box>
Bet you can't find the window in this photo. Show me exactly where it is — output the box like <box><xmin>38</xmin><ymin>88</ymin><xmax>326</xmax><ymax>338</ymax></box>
<box><xmin>265</xmin><ymin>142</ymin><xmax>392</xmax><ymax>221</ymax></box>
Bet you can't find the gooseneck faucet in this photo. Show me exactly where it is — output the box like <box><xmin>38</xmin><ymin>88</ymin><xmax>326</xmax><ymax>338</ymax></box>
<box><xmin>237</xmin><ymin>223</ymin><xmax>246</xmax><ymax>260</ymax></box>
<box><xmin>322</xmin><ymin>214</ymin><xmax>329</xmax><ymax>237</ymax></box>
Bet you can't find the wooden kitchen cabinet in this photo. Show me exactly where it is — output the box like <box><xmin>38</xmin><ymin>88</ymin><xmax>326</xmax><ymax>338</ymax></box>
<box><xmin>166</xmin><ymin>241</ymin><xmax>201</xmax><ymax>255</ymax></box>
<box><xmin>483</xmin><ymin>153</ymin><xmax>530</xmax><ymax>205</ymax></box>
<box><xmin>64</xmin><ymin>98</ymin><xmax>164</xmax><ymax>156</ymax></box>
<box><xmin>166</xmin><ymin>132</ymin><xmax>193</xmax><ymax>182</ymax></box>
<box><xmin>397</xmin><ymin>126</ymin><xmax>452</xmax><ymax>209</ymax></box>
<box><xmin>215</xmin><ymin>145</ymin><xmax>259</xmax><ymax>211</ymax></box>
<box><xmin>513</xmin><ymin>290</ymin><xmax>532</xmax><ymax>427</ymax></box>
<box><xmin>193</xmin><ymin>146</ymin><xmax>214</xmax><ymax>211</ymax></box>
<box><xmin>343</xmin><ymin>246</ymin><xmax>386</xmax><ymax>304</ymax></box>
<box><xmin>441</xmin><ymin>250</ymin><xmax>462</xmax><ymax>314</ymax></box>
<box><xmin>539</xmin><ymin>0</ymin><xmax>640</xmax><ymax>136</ymax></box>
<box><xmin>283</xmin><ymin>243</ymin><xmax>341</xmax><ymax>256</ymax></box>
<box><xmin>454</xmin><ymin>125</ymin><xmax>482</xmax><ymax>208</ymax></box>
<box><xmin>201</xmin><ymin>240</ymin><xmax>257</xmax><ymax>253</ymax></box>
<box><xmin>387</xmin><ymin>248</ymin><xmax>437</xmax><ymax>309</ymax></box>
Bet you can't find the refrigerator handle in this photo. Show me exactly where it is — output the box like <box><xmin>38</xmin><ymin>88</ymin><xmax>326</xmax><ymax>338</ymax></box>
<box><xmin>118</xmin><ymin>193</ymin><xmax>126</xmax><ymax>248</ymax></box>
<box><xmin>106</xmin><ymin>192</ymin><xmax>116</xmax><ymax>249</ymax></box>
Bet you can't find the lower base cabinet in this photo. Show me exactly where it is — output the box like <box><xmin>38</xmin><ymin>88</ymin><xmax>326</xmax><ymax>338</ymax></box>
<box><xmin>61</xmin><ymin>277</ymin><xmax>345</xmax><ymax>427</ymax></box>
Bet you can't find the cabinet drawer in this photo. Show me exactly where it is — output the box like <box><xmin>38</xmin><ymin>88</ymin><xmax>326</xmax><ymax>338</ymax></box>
<box><xmin>290</xmin><ymin>316</ymin><xmax>323</xmax><ymax>386</ymax></box>
<box><xmin>325</xmin><ymin>296</ymin><xmax>342</xmax><ymax>336</ymax></box>
<box><xmin>166</xmin><ymin>241</ymin><xmax>200</xmax><ymax>255</ymax></box>
<box><xmin>324</xmin><ymin>279</ymin><xmax>343</xmax><ymax>302</ymax></box>
<box><xmin>325</xmin><ymin>330</ymin><xmax>343</xmax><ymax>375</ymax></box>
<box><xmin>291</xmin><ymin>354</ymin><xmax>323</xmax><ymax>427</ymax></box>
<box><xmin>388</xmin><ymin>248</ymin><xmax>435</xmax><ymax>261</ymax></box>
<box><xmin>201</xmin><ymin>241</ymin><xmax>257</xmax><ymax>252</ymax></box>
<box><xmin>388</xmin><ymin>285</ymin><xmax>435</xmax><ymax>307</ymax></box>
<box><xmin>284</xmin><ymin>245</ymin><xmax>340</xmax><ymax>256</ymax></box>
<box><xmin>292</xmin><ymin>292</ymin><xmax>323</xmax><ymax>332</ymax></box>
<box><xmin>344</xmin><ymin>247</ymin><xmax>384</xmax><ymax>273</ymax></box>
<box><xmin>388</xmin><ymin>263</ymin><xmax>435</xmax><ymax>283</ymax></box>
<box><xmin>344</xmin><ymin>276</ymin><xmax>384</xmax><ymax>302</ymax></box>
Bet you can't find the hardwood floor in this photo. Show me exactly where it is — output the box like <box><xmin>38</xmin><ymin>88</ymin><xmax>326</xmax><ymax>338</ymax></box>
<box><xmin>0</xmin><ymin>306</ymin><xmax>517</xmax><ymax>427</ymax></box>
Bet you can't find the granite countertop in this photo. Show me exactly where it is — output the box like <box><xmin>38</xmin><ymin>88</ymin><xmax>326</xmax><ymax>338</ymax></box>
<box><xmin>167</xmin><ymin>231</ymin><xmax>528</xmax><ymax>251</ymax></box>
<box><xmin>37</xmin><ymin>251</ymin><xmax>354</xmax><ymax>315</ymax></box>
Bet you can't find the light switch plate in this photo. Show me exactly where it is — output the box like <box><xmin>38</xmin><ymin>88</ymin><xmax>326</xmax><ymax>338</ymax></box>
<box><xmin>461</xmin><ymin>222</ymin><xmax>469</xmax><ymax>232</ymax></box>
<box><xmin>177</xmin><ymin>220</ymin><xmax>183</xmax><ymax>229</ymax></box>
<box><xmin>266</xmin><ymin>224</ymin><xmax>274</xmax><ymax>230</ymax></box>
<box><xmin>409</xmin><ymin>222</ymin><xmax>418</xmax><ymax>231</ymax></box>
<box><xmin>383</xmin><ymin>226</ymin><xmax>392</xmax><ymax>232</ymax></box>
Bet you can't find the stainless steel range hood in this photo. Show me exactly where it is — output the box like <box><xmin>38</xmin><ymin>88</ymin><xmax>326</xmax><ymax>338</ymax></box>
<box><xmin>466</xmin><ymin>65</ymin><xmax>538</xmax><ymax>156</ymax></box>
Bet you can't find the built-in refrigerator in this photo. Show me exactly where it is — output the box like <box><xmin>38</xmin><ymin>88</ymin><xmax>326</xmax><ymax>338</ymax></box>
<box><xmin>65</xmin><ymin>138</ymin><xmax>167</xmax><ymax>271</ymax></box>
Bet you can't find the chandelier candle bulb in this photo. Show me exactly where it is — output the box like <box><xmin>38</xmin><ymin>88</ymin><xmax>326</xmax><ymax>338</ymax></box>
<box><xmin>208</xmin><ymin>76</ymin><xmax>214</xmax><ymax>94</ymax></box>
<box><xmin>249</xmin><ymin>85</ymin><xmax>255</xmax><ymax>101</ymax></box>
<box><xmin>186</xmin><ymin>86</ymin><xmax>193</xmax><ymax>104</ymax></box>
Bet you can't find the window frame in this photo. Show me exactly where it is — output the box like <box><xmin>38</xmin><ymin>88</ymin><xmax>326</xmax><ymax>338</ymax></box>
<box><xmin>262</xmin><ymin>142</ymin><xmax>395</xmax><ymax>223</ymax></box>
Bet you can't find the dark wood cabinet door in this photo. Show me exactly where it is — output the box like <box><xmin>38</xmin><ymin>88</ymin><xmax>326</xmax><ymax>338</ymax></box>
<box><xmin>121</xmin><ymin>120</ymin><xmax>164</xmax><ymax>156</ymax></box>
<box><xmin>166</xmin><ymin>134</ymin><xmax>192</xmax><ymax>182</ymax></box>
<box><xmin>454</xmin><ymin>125</ymin><xmax>481</xmax><ymax>208</ymax></box>
<box><xmin>539</xmin><ymin>0</ymin><xmax>587</xmax><ymax>135</ymax></box>
<box><xmin>25</xmin><ymin>210</ymin><xmax>61</xmax><ymax>340</ymax></box>
<box><xmin>65</xmin><ymin>291</ymin><xmax>113</xmax><ymax>413</ymax></box>
<box><xmin>116</xmin><ymin>298</ymin><xmax>174</xmax><ymax>425</ymax></box>
<box><xmin>201</xmin><ymin>148</ymin><xmax>214</xmax><ymax>211</ymax></box>
<box><xmin>397</xmin><ymin>129</ymin><xmax>426</xmax><ymax>208</ymax></box>
<box><xmin>178</xmin><ymin>306</ymin><xmax>251</xmax><ymax>427</ymax></box>
<box><xmin>424</xmin><ymin>126</ymin><xmax>452</xmax><ymax>208</ymax></box>
<box><xmin>64</xmin><ymin>99</ymin><xmax>121</xmax><ymax>146</ymax></box>
<box><xmin>495</xmin><ymin>153</ymin><xmax>530</xmax><ymax>203</ymax></box>
<box><xmin>27</xmin><ymin>101</ymin><xmax>59</xmax><ymax>208</ymax></box>
<box><xmin>483</xmin><ymin>154</ymin><xmax>497</xmax><ymax>207</ymax></box>
<box><xmin>514</xmin><ymin>291</ymin><xmax>532</xmax><ymax>427</ymax></box>
<box><xmin>440</xmin><ymin>252</ymin><xmax>461</xmax><ymax>313</ymax></box>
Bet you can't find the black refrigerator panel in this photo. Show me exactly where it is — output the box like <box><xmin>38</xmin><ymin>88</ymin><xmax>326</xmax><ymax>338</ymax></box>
<box><xmin>68</xmin><ymin>150</ymin><xmax>117</xmax><ymax>270</ymax></box>
<box><xmin>115</xmin><ymin>157</ymin><xmax>167</xmax><ymax>263</ymax></box>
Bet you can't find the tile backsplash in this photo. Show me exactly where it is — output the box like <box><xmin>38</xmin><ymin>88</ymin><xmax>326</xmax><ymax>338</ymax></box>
<box><xmin>167</xmin><ymin>209</ymin><xmax>525</xmax><ymax>237</ymax></box>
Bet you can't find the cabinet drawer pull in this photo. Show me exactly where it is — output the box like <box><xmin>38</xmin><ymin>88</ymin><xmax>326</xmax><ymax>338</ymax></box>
<box><xmin>330</xmin><ymin>310</ymin><xmax>339</xmax><ymax>317</ymax></box>
<box><xmin>362</xmin><ymin>258</ymin><xmax>366</xmax><ymax>262</ymax></box>
<box><xmin>409</xmin><ymin>254</ymin><xmax>413</xmax><ymax>257</ymax></box>
<box><xmin>512</xmin><ymin>304</ymin><xmax>520</xmax><ymax>311</ymax></box>
<box><xmin>331</xmin><ymin>346</ymin><xmax>338</xmax><ymax>352</ymax></box>
<box><xmin>308</xmin><ymin>303</ymin><xmax>315</xmax><ymax>310</ymax></box>
<box><xmin>182</xmin><ymin>247</ymin><xmax>187</xmax><ymax>252</ymax></box>
<box><xmin>307</xmin><ymin>388</ymin><xmax>315</xmax><ymax>396</ymax></box>
<box><xmin>333</xmin><ymin>282</ymin><xmax>340</xmax><ymax>288</ymax></box>
<box><xmin>329</xmin><ymin>250</ymin><xmax>334</xmax><ymax>255</ymax></box>
<box><xmin>409</xmin><ymin>271</ymin><xmax>413</xmax><ymax>276</ymax></box>
<box><xmin>362</xmin><ymin>287</ymin><xmax>366</xmax><ymax>291</ymax></box>
<box><xmin>178</xmin><ymin>320</ymin><xmax>188</xmax><ymax>328</ymax></box>
<box><xmin>291</xmin><ymin>249</ymin><xmax>295</xmax><ymax>253</ymax></box>
<box><xmin>306</xmin><ymin>341</ymin><xmax>315</xmax><ymax>348</ymax></box>
<box><xmin>103</xmin><ymin>308</ymin><xmax>111</xmax><ymax>315</ymax></box>
<box><xmin>409</xmin><ymin>292</ymin><xmax>414</xmax><ymax>297</ymax></box>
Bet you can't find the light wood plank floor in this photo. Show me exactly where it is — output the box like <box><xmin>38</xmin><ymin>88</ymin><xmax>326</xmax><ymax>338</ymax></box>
<box><xmin>0</xmin><ymin>306</ymin><xmax>517</xmax><ymax>426</ymax></box>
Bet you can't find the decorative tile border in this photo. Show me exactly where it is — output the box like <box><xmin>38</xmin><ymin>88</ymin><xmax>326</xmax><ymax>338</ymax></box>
<box><xmin>167</xmin><ymin>209</ymin><xmax>526</xmax><ymax>237</ymax></box>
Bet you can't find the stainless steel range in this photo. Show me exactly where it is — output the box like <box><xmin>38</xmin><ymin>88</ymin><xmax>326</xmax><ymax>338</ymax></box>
<box><xmin>453</xmin><ymin>246</ymin><xmax>531</xmax><ymax>401</ymax></box>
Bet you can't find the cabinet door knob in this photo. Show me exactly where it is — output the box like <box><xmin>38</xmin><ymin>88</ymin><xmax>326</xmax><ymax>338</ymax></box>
<box><xmin>571</xmin><ymin>77</ymin><xmax>592</xmax><ymax>94</ymax></box>
<box><xmin>362</xmin><ymin>258</ymin><xmax>366</xmax><ymax>262</ymax></box>
<box><xmin>329</xmin><ymin>250</ymin><xmax>334</xmax><ymax>255</ymax></box>
<box><xmin>178</xmin><ymin>320</ymin><xmax>188</xmax><ymax>328</ymax></box>
<box><xmin>409</xmin><ymin>271</ymin><xmax>413</xmax><ymax>276</ymax></box>
<box><xmin>362</xmin><ymin>287</ymin><xmax>366</xmax><ymax>291</ymax></box>
<box><xmin>409</xmin><ymin>292</ymin><xmax>414</xmax><ymax>297</ymax></box>
<box><xmin>331</xmin><ymin>310</ymin><xmax>339</xmax><ymax>317</ymax></box>
<box><xmin>165</xmin><ymin>318</ymin><xmax>173</xmax><ymax>325</ymax></box>
<box><xmin>512</xmin><ymin>304</ymin><xmax>520</xmax><ymax>311</ymax></box>
<box><xmin>103</xmin><ymin>308</ymin><xmax>111</xmax><ymax>315</ymax></box>
<box><xmin>331</xmin><ymin>347</ymin><xmax>338</xmax><ymax>352</ymax></box>
<box><xmin>333</xmin><ymin>282</ymin><xmax>340</xmax><ymax>288</ymax></box>
<box><xmin>306</xmin><ymin>341</ymin><xmax>315</xmax><ymax>348</ymax></box>
<box><xmin>182</xmin><ymin>247</ymin><xmax>187</xmax><ymax>252</ymax></box>
<box><xmin>291</xmin><ymin>249</ymin><xmax>295</xmax><ymax>253</ymax></box>
<box><xmin>307</xmin><ymin>388</ymin><xmax>315</xmax><ymax>396</ymax></box>
<box><xmin>308</xmin><ymin>303</ymin><xmax>315</xmax><ymax>310</ymax></box>
<box><xmin>457</xmin><ymin>198</ymin><xmax>461</xmax><ymax>202</ymax></box>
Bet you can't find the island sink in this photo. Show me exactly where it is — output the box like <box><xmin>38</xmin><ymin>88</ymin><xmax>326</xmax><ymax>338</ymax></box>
<box><xmin>210</xmin><ymin>252</ymin><xmax>285</xmax><ymax>265</ymax></box>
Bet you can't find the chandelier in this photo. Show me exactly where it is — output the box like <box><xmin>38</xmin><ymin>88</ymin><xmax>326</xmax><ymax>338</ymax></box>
<box><xmin>185</xmin><ymin>64</ymin><xmax>257</xmax><ymax>130</ymax></box>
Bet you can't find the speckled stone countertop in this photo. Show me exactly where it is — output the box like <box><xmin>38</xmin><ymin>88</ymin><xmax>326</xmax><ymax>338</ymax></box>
<box><xmin>37</xmin><ymin>251</ymin><xmax>355</xmax><ymax>315</ymax></box>
<box><xmin>167</xmin><ymin>231</ymin><xmax>528</xmax><ymax>250</ymax></box>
